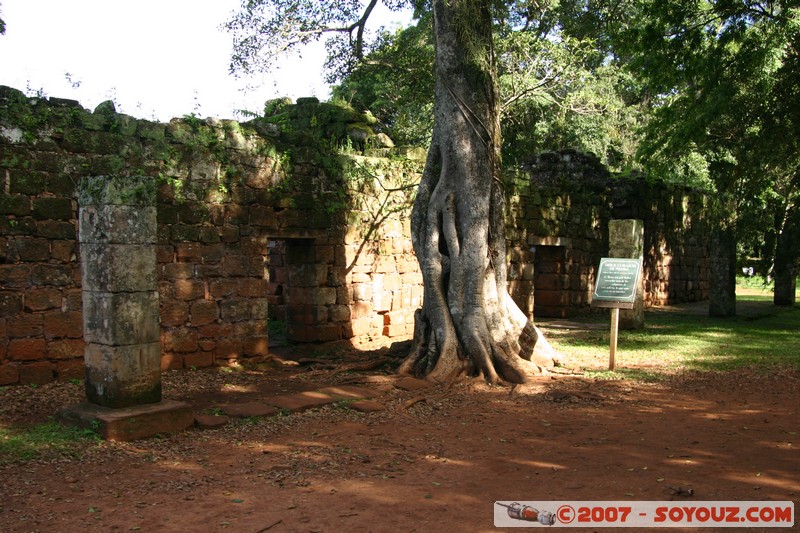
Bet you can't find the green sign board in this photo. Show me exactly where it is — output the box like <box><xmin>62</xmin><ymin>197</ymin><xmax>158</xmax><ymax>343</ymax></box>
<box><xmin>592</xmin><ymin>258</ymin><xmax>642</xmax><ymax>308</ymax></box>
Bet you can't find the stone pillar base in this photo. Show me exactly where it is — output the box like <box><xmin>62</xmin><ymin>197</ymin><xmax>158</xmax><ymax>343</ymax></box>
<box><xmin>59</xmin><ymin>399</ymin><xmax>193</xmax><ymax>442</ymax></box>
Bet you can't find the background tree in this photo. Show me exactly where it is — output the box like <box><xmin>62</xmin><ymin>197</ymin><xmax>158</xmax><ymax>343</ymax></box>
<box><xmin>227</xmin><ymin>0</ymin><xmax>561</xmax><ymax>383</ymax></box>
<box><xmin>564</xmin><ymin>0</ymin><xmax>800</xmax><ymax>312</ymax></box>
<box><xmin>333</xmin><ymin>4</ymin><xmax>646</xmax><ymax>171</ymax></box>
<box><xmin>332</xmin><ymin>12</ymin><xmax>436</xmax><ymax>147</ymax></box>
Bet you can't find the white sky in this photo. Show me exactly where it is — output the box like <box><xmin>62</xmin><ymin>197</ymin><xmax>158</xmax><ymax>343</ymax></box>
<box><xmin>0</xmin><ymin>0</ymin><xmax>411</xmax><ymax>121</ymax></box>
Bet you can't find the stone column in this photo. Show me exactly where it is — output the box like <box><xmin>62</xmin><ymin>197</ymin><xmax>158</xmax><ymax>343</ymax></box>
<box><xmin>78</xmin><ymin>176</ymin><xmax>161</xmax><ymax>408</ymax></box>
<box><xmin>609</xmin><ymin>219</ymin><xmax>645</xmax><ymax>329</ymax></box>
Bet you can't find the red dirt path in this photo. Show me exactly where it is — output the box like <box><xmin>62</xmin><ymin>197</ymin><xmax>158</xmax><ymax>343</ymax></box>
<box><xmin>1</xmin><ymin>354</ymin><xmax>797</xmax><ymax>532</ymax></box>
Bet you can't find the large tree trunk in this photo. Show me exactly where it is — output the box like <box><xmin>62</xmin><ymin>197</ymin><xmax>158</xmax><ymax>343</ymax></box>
<box><xmin>773</xmin><ymin>203</ymin><xmax>798</xmax><ymax>306</ymax></box>
<box><xmin>398</xmin><ymin>0</ymin><xmax>560</xmax><ymax>385</ymax></box>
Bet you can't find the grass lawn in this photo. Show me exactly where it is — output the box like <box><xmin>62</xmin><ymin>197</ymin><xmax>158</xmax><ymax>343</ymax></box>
<box><xmin>544</xmin><ymin>283</ymin><xmax>800</xmax><ymax>380</ymax></box>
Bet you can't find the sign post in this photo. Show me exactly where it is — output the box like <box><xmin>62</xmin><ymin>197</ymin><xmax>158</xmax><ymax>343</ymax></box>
<box><xmin>592</xmin><ymin>258</ymin><xmax>642</xmax><ymax>370</ymax></box>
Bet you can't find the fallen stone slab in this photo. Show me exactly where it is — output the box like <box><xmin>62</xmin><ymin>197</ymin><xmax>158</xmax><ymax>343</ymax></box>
<box><xmin>317</xmin><ymin>385</ymin><xmax>375</xmax><ymax>400</ymax></box>
<box><xmin>220</xmin><ymin>402</ymin><xmax>278</xmax><ymax>418</ymax></box>
<box><xmin>194</xmin><ymin>414</ymin><xmax>230</xmax><ymax>429</ymax></box>
<box><xmin>394</xmin><ymin>376</ymin><xmax>434</xmax><ymax>391</ymax></box>
<box><xmin>267</xmin><ymin>391</ymin><xmax>340</xmax><ymax>413</ymax></box>
<box><xmin>59</xmin><ymin>399</ymin><xmax>193</xmax><ymax>442</ymax></box>
<box><xmin>348</xmin><ymin>400</ymin><xmax>385</xmax><ymax>413</ymax></box>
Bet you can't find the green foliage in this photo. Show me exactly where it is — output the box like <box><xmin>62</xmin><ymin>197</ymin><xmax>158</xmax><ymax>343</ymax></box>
<box><xmin>556</xmin><ymin>0</ymin><xmax>800</xmax><ymax>276</ymax></box>
<box><xmin>0</xmin><ymin>420</ymin><xmax>100</xmax><ymax>465</ymax></box>
<box><xmin>332</xmin><ymin>6</ymin><xmax>645</xmax><ymax>170</ymax></box>
<box><xmin>225</xmin><ymin>0</ymin><xmax>420</xmax><ymax>78</ymax></box>
<box><xmin>497</xmin><ymin>31</ymin><xmax>645</xmax><ymax>169</ymax></box>
<box><xmin>551</xmin><ymin>288</ymin><xmax>800</xmax><ymax>376</ymax></box>
<box><xmin>332</xmin><ymin>13</ymin><xmax>435</xmax><ymax>147</ymax></box>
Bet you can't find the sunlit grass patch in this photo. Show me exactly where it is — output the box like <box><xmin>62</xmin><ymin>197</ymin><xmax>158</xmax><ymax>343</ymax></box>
<box><xmin>547</xmin><ymin>285</ymin><xmax>800</xmax><ymax>378</ymax></box>
<box><xmin>0</xmin><ymin>419</ymin><xmax>100</xmax><ymax>464</ymax></box>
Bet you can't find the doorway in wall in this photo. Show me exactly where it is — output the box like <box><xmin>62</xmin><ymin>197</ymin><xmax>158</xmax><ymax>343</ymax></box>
<box><xmin>266</xmin><ymin>238</ymin><xmax>317</xmax><ymax>348</ymax></box>
<box><xmin>533</xmin><ymin>245</ymin><xmax>569</xmax><ymax>318</ymax></box>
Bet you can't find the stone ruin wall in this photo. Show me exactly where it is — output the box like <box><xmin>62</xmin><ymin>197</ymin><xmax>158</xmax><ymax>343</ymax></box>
<box><xmin>0</xmin><ymin>87</ymin><xmax>710</xmax><ymax>385</ymax></box>
<box><xmin>508</xmin><ymin>150</ymin><xmax>711</xmax><ymax>318</ymax></box>
<box><xmin>0</xmin><ymin>87</ymin><xmax>422</xmax><ymax>385</ymax></box>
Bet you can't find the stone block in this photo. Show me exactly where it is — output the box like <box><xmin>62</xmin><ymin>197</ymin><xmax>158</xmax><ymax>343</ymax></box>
<box><xmin>266</xmin><ymin>391</ymin><xmax>338</xmax><ymax>413</ymax></box>
<box><xmin>200</xmin><ymin>243</ymin><xmax>225</xmax><ymax>263</ymax></box>
<box><xmin>173</xmin><ymin>279</ymin><xmax>205</xmax><ymax>301</ymax></box>
<box><xmin>81</xmin><ymin>244</ymin><xmax>156</xmax><ymax>292</ymax></box>
<box><xmin>195</xmin><ymin>414</ymin><xmax>229</xmax><ymax>429</ymax></box>
<box><xmin>209</xmin><ymin>279</ymin><xmax>239</xmax><ymax>298</ymax></box>
<box><xmin>175</xmin><ymin>242</ymin><xmax>202</xmax><ymax>262</ymax></box>
<box><xmin>348</xmin><ymin>400</ymin><xmax>385</xmax><ymax>413</ymax></box>
<box><xmin>59</xmin><ymin>400</ymin><xmax>193</xmax><ymax>441</ymax></box>
<box><xmin>50</xmin><ymin>240</ymin><xmax>75</xmax><ymax>262</ymax></box>
<box><xmin>0</xmin><ymin>194</ymin><xmax>31</xmax><ymax>216</ymax></box>
<box><xmin>317</xmin><ymin>386</ymin><xmax>375</xmax><ymax>400</ymax></box>
<box><xmin>45</xmin><ymin>338</ymin><xmax>85</xmax><ymax>360</ymax></box>
<box><xmin>350</xmin><ymin>317</ymin><xmax>372</xmax><ymax>337</ymax></box>
<box><xmin>160</xmin><ymin>300</ymin><xmax>189</xmax><ymax>327</ymax></box>
<box><xmin>23</xmin><ymin>288</ymin><xmax>62</xmax><ymax>311</ymax></box>
<box><xmin>8</xmin><ymin>338</ymin><xmax>45</xmax><ymax>362</ymax></box>
<box><xmin>55</xmin><ymin>358</ymin><xmax>85</xmax><ymax>381</ymax></box>
<box><xmin>18</xmin><ymin>361</ymin><xmax>55</xmax><ymax>385</ymax></box>
<box><xmin>161</xmin><ymin>262</ymin><xmax>194</xmax><ymax>280</ymax></box>
<box><xmin>0</xmin><ymin>292</ymin><xmax>24</xmax><ymax>316</ymax></box>
<box><xmin>350</xmin><ymin>301</ymin><xmax>372</xmax><ymax>319</ymax></box>
<box><xmin>383</xmin><ymin>324</ymin><xmax>409</xmax><ymax>337</ymax></box>
<box><xmin>15</xmin><ymin>237</ymin><xmax>50</xmax><ymax>261</ymax></box>
<box><xmin>222</xmin><ymin>255</ymin><xmax>249</xmax><ymax>277</ymax></box>
<box><xmin>162</xmin><ymin>328</ymin><xmax>199</xmax><ymax>353</ymax></box>
<box><xmin>287</xmin><ymin>324</ymin><xmax>341</xmax><ymax>343</ymax></box>
<box><xmin>220</xmin><ymin>299</ymin><xmax>251</xmax><ymax>322</ymax></box>
<box><xmin>221</xmin><ymin>402</ymin><xmax>278</xmax><ymax>418</ymax></box>
<box><xmin>249</xmin><ymin>299</ymin><xmax>269</xmax><ymax>320</ymax></box>
<box><xmin>79</xmin><ymin>205</ymin><xmax>156</xmax><ymax>244</ymax></box>
<box><xmin>83</xmin><ymin>291</ymin><xmax>160</xmax><ymax>345</ymax></box>
<box><xmin>160</xmin><ymin>353</ymin><xmax>184</xmax><ymax>371</ymax></box>
<box><xmin>84</xmin><ymin>342</ymin><xmax>162</xmax><ymax>407</ymax></box>
<box><xmin>243</xmin><ymin>336</ymin><xmax>269</xmax><ymax>356</ymax></box>
<box><xmin>237</xmin><ymin>278</ymin><xmax>270</xmax><ymax>298</ymax></box>
<box><xmin>32</xmin><ymin>197</ymin><xmax>73</xmax><ymax>221</ymax></box>
<box><xmin>8</xmin><ymin>313</ymin><xmax>44</xmax><ymax>338</ymax></box>
<box><xmin>375</xmin><ymin>256</ymin><xmax>397</xmax><ymax>273</ymax></box>
<box><xmin>183</xmin><ymin>351</ymin><xmax>213</xmax><ymax>369</ymax></box>
<box><xmin>78</xmin><ymin>175</ymin><xmax>157</xmax><ymax>207</ymax></box>
<box><xmin>190</xmin><ymin>300</ymin><xmax>219</xmax><ymax>326</ymax></box>
<box><xmin>352</xmin><ymin>283</ymin><xmax>373</xmax><ymax>302</ymax></box>
<box><xmin>329</xmin><ymin>305</ymin><xmax>351</xmax><ymax>323</ymax></box>
<box><xmin>312</xmin><ymin>288</ymin><xmax>337</xmax><ymax>306</ymax></box>
<box><xmin>31</xmin><ymin>264</ymin><xmax>75</xmax><ymax>286</ymax></box>
<box><xmin>0</xmin><ymin>363</ymin><xmax>20</xmax><ymax>385</ymax></box>
<box><xmin>198</xmin><ymin>323</ymin><xmax>234</xmax><ymax>338</ymax></box>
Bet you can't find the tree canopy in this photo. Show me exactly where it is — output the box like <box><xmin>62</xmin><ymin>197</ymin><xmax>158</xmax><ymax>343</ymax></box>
<box><xmin>226</xmin><ymin>0</ymin><xmax>800</xmax><ymax>320</ymax></box>
<box><xmin>227</xmin><ymin>0</ymin><xmax>563</xmax><ymax>383</ymax></box>
<box><xmin>331</xmin><ymin>2</ymin><xmax>648</xmax><ymax>170</ymax></box>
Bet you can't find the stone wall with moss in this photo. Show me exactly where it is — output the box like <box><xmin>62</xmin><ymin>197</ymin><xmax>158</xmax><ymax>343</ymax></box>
<box><xmin>0</xmin><ymin>87</ymin><xmax>421</xmax><ymax>385</ymax></box>
<box><xmin>0</xmin><ymin>86</ymin><xmax>710</xmax><ymax>386</ymax></box>
<box><xmin>508</xmin><ymin>150</ymin><xmax>711</xmax><ymax>318</ymax></box>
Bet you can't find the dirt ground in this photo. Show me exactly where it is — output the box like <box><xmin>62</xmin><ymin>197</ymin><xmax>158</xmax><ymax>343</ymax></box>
<box><xmin>0</xmin><ymin>336</ymin><xmax>798</xmax><ymax>532</ymax></box>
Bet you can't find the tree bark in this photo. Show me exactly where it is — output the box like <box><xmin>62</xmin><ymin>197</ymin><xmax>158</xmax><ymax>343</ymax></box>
<box><xmin>709</xmin><ymin>223</ymin><xmax>737</xmax><ymax>317</ymax></box>
<box><xmin>773</xmin><ymin>204</ymin><xmax>798</xmax><ymax>306</ymax></box>
<box><xmin>398</xmin><ymin>0</ymin><xmax>560</xmax><ymax>384</ymax></box>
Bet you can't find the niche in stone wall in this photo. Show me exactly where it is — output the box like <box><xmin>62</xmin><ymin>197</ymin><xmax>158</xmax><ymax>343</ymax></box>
<box><xmin>533</xmin><ymin>245</ymin><xmax>569</xmax><ymax>318</ymax></box>
<box><xmin>267</xmin><ymin>237</ymin><xmax>344</xmax><ymax>346</ymax></box>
